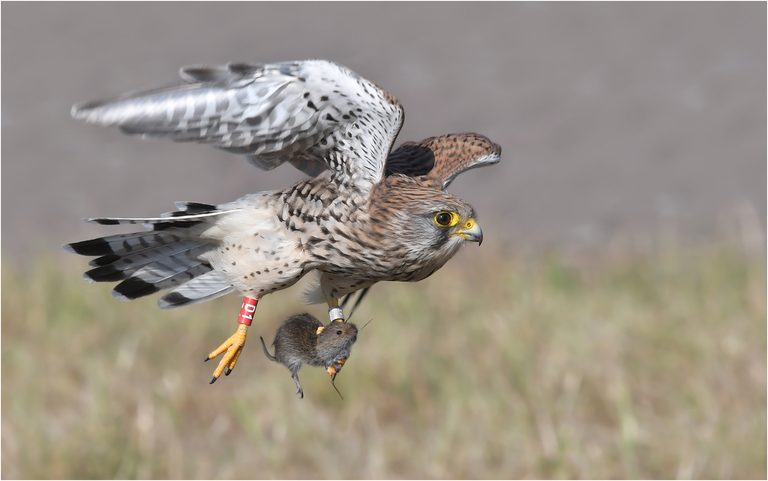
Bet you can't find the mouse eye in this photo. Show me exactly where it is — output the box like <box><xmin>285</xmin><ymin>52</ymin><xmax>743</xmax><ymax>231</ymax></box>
<box><xmin>336</xmin><ymin>330</ymin><xmax>343</xmax><ymax>335</ymax></box>
<box><xmin>433</xmin><ymin>211</ymin><xmax>459</xmax><ymax>228</ymax></box>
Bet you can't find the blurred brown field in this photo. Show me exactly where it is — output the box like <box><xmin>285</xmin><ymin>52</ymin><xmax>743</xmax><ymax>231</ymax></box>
<box><xmin>2</xmin><ymin>243</ymin><xmax>765</xmax><ymax>479</ymax></box>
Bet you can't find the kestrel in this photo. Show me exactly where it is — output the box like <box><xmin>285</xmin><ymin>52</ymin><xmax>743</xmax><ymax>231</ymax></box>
<box><xmin>66</xmin><ymin>60</ymin><xmax>501</xmax><ymax>383</ymax></box>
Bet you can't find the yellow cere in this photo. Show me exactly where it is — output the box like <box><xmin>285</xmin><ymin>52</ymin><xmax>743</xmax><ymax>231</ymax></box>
<box><xmin>448</xmin><ymin>217</ymin><xmax>479</xmax><ymax>240</ymax></box>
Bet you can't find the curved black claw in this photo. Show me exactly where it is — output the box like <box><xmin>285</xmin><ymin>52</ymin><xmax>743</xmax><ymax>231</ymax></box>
<box><xmin>224</xmin><ymin>367</ymin><xmax>233</xmax><ymax>376</ymax></box>
<box><xmin>204</xmin><ymin>356</ymin><xmax>210</xmax><ymax>362</ymax></box>
<box><xmin>209</xmin><ymin>376</ymin><xmax>218</xmax><ymax>384</ymax></box>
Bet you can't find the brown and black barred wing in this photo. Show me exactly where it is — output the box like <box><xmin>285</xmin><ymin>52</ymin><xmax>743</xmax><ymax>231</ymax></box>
<box><xmin>385</xmin><ymin>133</ymin><xmax>501</xmax><ymax>189</ymax></box>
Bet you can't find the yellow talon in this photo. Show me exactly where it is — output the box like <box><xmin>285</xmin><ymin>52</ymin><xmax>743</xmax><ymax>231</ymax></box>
<box><xmin>206</xmin><ymin>324</ymin><xmax>248</xmax><ymax>383</ymax></box>
<box><xmin>225</xmin><ymin>346</ymin><xmax>243</xmax><ymax>375</ymax></box>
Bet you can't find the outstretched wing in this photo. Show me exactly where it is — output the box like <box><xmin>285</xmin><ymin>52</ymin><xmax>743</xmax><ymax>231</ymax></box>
<box><xmin>385</xmin><ymin>133</ymin><xmax>501</xmax><ymax>189</ymax></box>
<box><xmin>72</xmin><ymin>60</ymin><xmax>404</xmax><ymax>189</ymax></box>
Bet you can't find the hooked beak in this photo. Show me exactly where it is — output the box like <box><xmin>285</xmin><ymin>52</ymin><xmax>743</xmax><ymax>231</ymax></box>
<box><xmin>451</xmin><ymin>218</ymin><xmax>483</xmax><ymax>245</ymax></box>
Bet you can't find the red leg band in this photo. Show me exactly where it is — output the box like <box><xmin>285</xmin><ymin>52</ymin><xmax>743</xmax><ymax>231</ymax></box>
<box><xmin>236</xmin><ymin>296</ymin><xmax>259</xmax><ymax>326</ymax></box>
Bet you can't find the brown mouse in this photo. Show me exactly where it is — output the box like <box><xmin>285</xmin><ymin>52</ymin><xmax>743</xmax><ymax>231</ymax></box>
<box><xmin>260</xmin><ymin>313</ymin><xmax>358</xmax><ymax>399</ymax></box>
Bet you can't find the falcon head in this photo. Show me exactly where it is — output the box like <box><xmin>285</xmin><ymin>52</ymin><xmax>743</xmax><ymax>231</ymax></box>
<box><xmin>401</xmin><ymin>195</ymin><xmax>482</xmax><ymax>248</ymax></box>
<box><xmin>371</xmin><ymin>176</ymin><xmax>483</xmax><ymax>278</ymax></box>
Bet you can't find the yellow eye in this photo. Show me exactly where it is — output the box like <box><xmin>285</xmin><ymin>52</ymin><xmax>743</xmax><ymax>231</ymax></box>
<box><xmin>433</xmin><ymin>211</ymin><xmax>459</xmax><ymax>227</ymax></box>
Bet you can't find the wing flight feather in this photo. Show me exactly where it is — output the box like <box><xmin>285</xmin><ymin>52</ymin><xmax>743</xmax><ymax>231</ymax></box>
<box><xmin>72</xmin><ymin>60</ymin><xmax>404</xmax><ymax>189</ymax></box>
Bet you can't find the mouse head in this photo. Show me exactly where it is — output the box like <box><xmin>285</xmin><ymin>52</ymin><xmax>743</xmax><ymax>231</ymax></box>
<box><xmin>316</xmin><ymin>321</ymin><xmax>358</xmax><ymax>366</ymax></box>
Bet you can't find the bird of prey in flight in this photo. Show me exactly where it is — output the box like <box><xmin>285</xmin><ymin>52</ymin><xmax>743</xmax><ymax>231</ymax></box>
<box><xmin>67</xmin><ymin>60</ymin><xmax>501</xmax><ymax>383</ymax></box>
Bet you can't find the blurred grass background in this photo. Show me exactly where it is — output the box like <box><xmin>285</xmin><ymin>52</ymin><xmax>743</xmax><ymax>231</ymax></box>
<box><xmin>2</xmin><ymin>3</ymin><xmax>765</xmax><ymax>479</ymax></box>
<box><xmin>3</xmin><ymin>241</ymin><xmax>764</xmax><ymax>479</ymax></box>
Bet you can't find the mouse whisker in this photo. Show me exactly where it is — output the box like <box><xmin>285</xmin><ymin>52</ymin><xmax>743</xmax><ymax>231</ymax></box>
<box><xmin>360</xmin><ymin>318</ymin><xmax>374</xmax><ymax>331</ymax></box>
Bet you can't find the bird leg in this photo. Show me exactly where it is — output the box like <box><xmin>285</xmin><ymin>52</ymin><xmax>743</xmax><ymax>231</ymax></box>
<box><xmin>205</xmin><ymin>296</ymin><xmax>258</xmax><ymax>384</ymax></box>
<box><xmin>324</xmin><ymin>298</ymin><xmax>348</xmax><ymax>378</ymax></box>
<box><xmin>316</xmin><ymin>298</ymin><xmax>345</xmax><ymax>336</ymax></box>
<box><xmin>341</xmin><ymin>287</ymin><xmax>370</xmax><ymax>321</ymax></box>
<box><xmin>327</xmin><ymin>298</ymin><xmax>345</xmax><ymax>322</ymax></box>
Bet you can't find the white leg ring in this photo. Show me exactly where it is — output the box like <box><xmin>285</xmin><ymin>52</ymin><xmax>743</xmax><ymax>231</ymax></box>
<box><xmin>329</xmin><ymin>307</ymin><xmax>345</xmax><ymax>322</ymax></box>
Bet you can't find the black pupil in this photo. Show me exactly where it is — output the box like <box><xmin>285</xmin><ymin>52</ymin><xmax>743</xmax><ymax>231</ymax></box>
<box><xmin>437</xmin><ymin>212</ymin><xmax>451</xmax><ymax>225</ymax></box>
<box><xmin>336</xmin><ymin>330</ymin><xmax>342</xmax><ymax>335</ymax></box>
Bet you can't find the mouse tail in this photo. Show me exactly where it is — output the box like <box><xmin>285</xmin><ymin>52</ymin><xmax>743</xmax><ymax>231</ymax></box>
<box><xmin>259</xmin><ymin>336</ymin><xmax>277</xmax><ymax>362</ymax></box>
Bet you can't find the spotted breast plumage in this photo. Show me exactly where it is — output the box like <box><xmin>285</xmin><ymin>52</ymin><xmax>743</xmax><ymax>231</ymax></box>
<box><xmin>66</xmin><ymin>60</ymin><xmax>501</xmax><ymax>382</ymax></box>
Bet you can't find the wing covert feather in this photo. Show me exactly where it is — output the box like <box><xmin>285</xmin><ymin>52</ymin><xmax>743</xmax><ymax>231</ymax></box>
<box><xmin>385</xmin><ymin>133</ymin><xmax>501</xmax><ymax>189</ymax></box>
